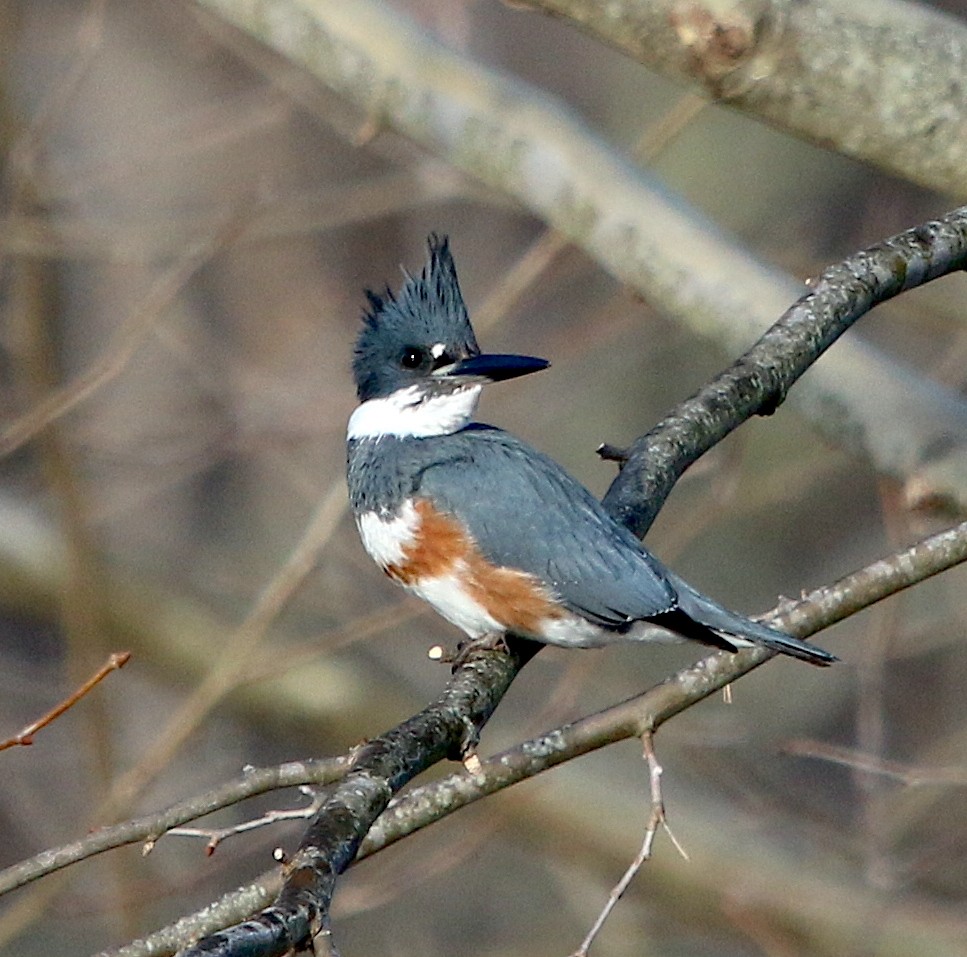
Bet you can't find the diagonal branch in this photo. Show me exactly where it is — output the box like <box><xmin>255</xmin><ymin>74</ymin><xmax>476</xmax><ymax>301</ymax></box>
<box><xmin>365</xmin><ymin>516</ymin><xmax>967</xmax><ymax>856</ymax></box>
<box><xmin>513</xmin><ymin>0</ymin><xmax>967</xmax><ymax>198</ymax></box>
<box><xmin>602</xmin><ymin>207</ymin><xmax>967</xmax><ymax>535</ymax></box>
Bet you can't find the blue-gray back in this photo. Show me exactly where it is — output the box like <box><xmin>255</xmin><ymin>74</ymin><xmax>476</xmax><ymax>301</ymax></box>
<box><xmin>410</xmin><ymin>425</ymin><xmax>679</xmax><ymax>627</ymax></box>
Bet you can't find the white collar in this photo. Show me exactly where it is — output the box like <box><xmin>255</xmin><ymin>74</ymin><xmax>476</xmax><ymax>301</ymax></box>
<box><xmin>347</xmin><ymin>384</ymin><xmax>482</xmax><ymax>440</ymax></box>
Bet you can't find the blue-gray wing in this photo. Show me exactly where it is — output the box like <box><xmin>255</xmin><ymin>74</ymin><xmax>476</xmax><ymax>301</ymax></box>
<box><xmin>414</xmin><ymin>426</ymin><xmax>677</xmax><ymax>626</ymax></box>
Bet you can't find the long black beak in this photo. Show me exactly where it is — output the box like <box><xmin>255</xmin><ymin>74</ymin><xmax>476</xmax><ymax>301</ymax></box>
<box><xmin>439</xmin><ymin>353</ymin><xmax>549</xmax><ymax>382</ymax></box>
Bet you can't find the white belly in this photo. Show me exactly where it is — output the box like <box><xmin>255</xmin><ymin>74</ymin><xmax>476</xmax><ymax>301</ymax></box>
<box><xmin>406</xmin><ymin>567</ymin><xmax>503</xmax><ymax>639</ymax></box>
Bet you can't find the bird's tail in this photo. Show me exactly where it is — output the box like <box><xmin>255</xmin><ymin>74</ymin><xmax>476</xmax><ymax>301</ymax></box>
<box><xmin>666</xmin><ymin>572</ymin><xmax>837</xmax><ymax>667</ymax></box>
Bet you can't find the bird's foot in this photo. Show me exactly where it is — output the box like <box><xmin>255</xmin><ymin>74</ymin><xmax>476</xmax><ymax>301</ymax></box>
<box><xmin>452</xmin><ymin>632</ymin><xmax>512</xmax><ymax>670</ymax></box>
<box><xmin>428</xmin><ymin>632</ymin><xmax>511</xmax><ymax>671</ymax></box>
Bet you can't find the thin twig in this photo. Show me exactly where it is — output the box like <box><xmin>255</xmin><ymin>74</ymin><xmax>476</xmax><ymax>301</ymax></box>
<box><xmin>0</xmin><ymin>756</ymin><xmax>349</xmax><ymax>895</ymax></box>
<box><xmin>167</xmin><ymin>789</ymin><xmax>323</xmax><ymax>856</ymax></box>
<box><xmin>782</xmin><ymin>740</ymin><xmax>967</xmax><ymax>788</ymax></box>
<box><xmin>571</xmin><ymin>732</ymin><xmax>687</xmax><ymax>956</ymax></box>
<box><xmin>0</xmin><ymin>652</ymin><xmax>130</xmax><ymax>751</ymax></box>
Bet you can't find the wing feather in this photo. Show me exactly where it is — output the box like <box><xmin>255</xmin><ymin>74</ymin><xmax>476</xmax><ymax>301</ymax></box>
<box><xmin>415</xmin><ymin>426</ymin><xmax>677</xmax><ymax>627</ymax></box>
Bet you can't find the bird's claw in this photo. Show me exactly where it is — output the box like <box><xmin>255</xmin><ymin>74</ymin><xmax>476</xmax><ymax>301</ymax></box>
<box><xmin>430</xmin><ymin>633</ymin><xmax>511</xmax><ymax>671</ymax></box>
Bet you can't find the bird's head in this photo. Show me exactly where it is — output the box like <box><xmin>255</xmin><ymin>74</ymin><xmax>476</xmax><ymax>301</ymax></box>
<box><xmin>349</xmin><ymin>235</ymin><xmax>548</xmax><ymax>439</ymax></box>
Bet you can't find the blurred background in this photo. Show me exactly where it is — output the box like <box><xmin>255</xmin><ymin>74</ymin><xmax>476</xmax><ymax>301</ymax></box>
<box><xmin>2</xmin><ymin>1</ymin><xmax>967</xmax><ymax>955</ymax></box>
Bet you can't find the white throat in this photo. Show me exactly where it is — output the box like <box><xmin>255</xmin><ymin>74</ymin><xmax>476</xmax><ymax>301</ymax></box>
<box><xmin>347</xmin><ymin>384</ymin><xmax>482</xmax><ymax>440</ymax></box>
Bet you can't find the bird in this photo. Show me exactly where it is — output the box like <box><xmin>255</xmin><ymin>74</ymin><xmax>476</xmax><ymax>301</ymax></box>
<box><xmin>346</xmin><ymin>235</ymin><xmax>836</xmax><ymax>667</ymax></box>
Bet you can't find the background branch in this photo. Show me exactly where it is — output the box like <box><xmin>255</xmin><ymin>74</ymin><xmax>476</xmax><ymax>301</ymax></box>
<box><xmin>514</xmin><ymin>0</ymin><xmax>967</xmax><ymax>199</ymax></box>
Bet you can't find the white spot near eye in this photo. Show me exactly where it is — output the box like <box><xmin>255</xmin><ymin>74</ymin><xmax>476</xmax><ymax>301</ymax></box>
<box><xmin>430</xmin><ymin>342</ymin><xmax>446</xmax><ymax>359</ymax></box>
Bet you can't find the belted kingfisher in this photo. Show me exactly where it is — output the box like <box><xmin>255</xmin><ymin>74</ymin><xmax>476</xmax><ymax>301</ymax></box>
<box><xmin>346</xmin><ymin>236</ymin><xmax>836</xmax><ymax>667</ymax></box>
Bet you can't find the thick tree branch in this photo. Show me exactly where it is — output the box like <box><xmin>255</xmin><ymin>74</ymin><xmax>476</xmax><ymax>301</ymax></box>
<box><xmin>603</xmin><ymin>208</ymin><xmax>967</xmax><ymax>533</ymax></box>
<box><xmin>514</xmin><ymin>0</ymin><xmax>967</xmax><ymax>198</ymax></box>
<box><xmin>194</xmin><ymin>0</ymin><xmax>967</xmax><ymax>510</ymax></box>
<box><xmin>173</xmin><ymin>641</ymin><xmax>539</xmax><ymax>957</ymax></box>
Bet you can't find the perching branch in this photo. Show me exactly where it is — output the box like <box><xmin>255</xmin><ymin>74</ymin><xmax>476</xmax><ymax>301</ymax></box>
<box><xmin>367</xmin><ymin>516</ymin><xmax>967</xmax><ymax>854</ymax></box>
<box><xmin>12</xmin><ymin>508</ymin><xmax>966</xmax><ymax>898</ymax></box>
<box><xmin>173</xmin><ymin>640</ymin><xmax>538</xmax><ymax>957</ymax></box>
<box><xmin>602</xmin><ymin>207</ymin><xmax>967</xmax><ymax>534</ymax></box>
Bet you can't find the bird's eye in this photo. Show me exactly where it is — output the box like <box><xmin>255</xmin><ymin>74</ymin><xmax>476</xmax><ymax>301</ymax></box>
<box><xmin>400</xmin><ymin>347</ymin><xmax>427</xmax><ymax>370</ymax></box>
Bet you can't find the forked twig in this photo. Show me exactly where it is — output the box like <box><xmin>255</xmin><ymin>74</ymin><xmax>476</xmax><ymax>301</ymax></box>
<box><xmin>166</xmin><ymin>788</ymin><xmax>323</xmax><ymax>856</ymax></box>
<box><xmin>571</xmin><ymin>731</ymin><xmax>688</xmax><ymax>956</ymax></box>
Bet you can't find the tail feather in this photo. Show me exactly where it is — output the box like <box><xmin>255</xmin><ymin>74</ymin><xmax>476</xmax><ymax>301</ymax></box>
<box><xmin>664</xmin><ymin>573</ymin><xmax>837</xmax><ymax>667</ymax></box>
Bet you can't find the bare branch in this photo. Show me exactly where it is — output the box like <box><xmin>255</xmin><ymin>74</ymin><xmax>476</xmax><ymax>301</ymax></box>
<box><xmin>0</xmin><ymin>651</ymin><xmax>129</xmax><ymax>752</ymax></box>
<box><xmin>602</xmin><ymin>208</ymin><xmax>967</xmax><ymax>534</ymax></box>
<box><xmin>173</xmin><ymin>641</ymin><xmax>539</xmax><ymax>957</ymax></box>
<box><xmin>367</xmin><ymin>517</ymin><xmax>967</xmax><ymax>855</ymax></box>
<box><xmin>512</xmin><ymin>0</ymin><xmax>967</xmax><ymax>197</ymax></box>
<box><xmin>0</xmin><ymin>757</ymin><xmax>348</xmax><ymax>896</ymax></box>
<box><xmin>571</xmin><ymin>732</ymin><xmax>685</xmax><ymax>957</ymax></box>
<box><xmin>167</xmin><ymin>788</ymin><xmax>322</xmax><ymax>855</ymax></box>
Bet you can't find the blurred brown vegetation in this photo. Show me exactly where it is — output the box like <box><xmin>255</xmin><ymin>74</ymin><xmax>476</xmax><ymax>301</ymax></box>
<box><xmin>2</xmin><ymin>1</ymin><xmax>967</xmax><ymax>955</ymax></box>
